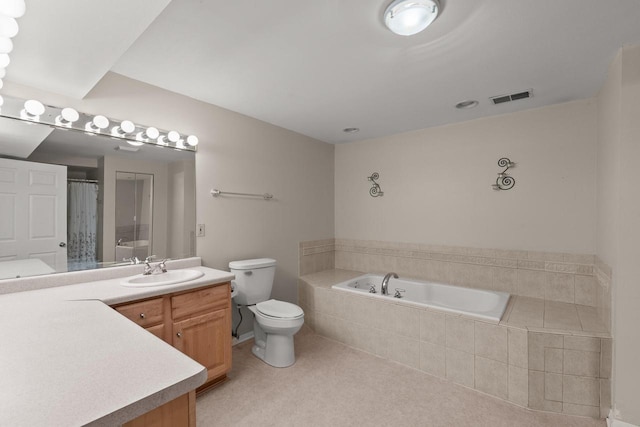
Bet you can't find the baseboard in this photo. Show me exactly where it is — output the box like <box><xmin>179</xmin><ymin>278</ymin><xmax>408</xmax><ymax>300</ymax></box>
<box><xmin>608</xmin><ymin>410</ymin><xmax>639</xmax><ymax>427</ymax></box>
<box><xmin>232</xmin><ymin>331</ymin><xmax>254</xmax><ymax>346</ymax></box>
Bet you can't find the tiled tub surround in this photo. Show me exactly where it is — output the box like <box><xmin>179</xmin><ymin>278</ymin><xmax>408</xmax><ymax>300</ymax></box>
<box><xmin>298</xmin><ymin>269</ymin><xmax>612</xmax><ymax>419</ymax></box>
<box><xmin>299</xmin><ymin>239</ymin><xmax>611</xmax><ymax>333</ymax></box>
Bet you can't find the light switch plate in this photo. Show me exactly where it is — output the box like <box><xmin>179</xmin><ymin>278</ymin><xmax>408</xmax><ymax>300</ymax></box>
<box><xmin>197</xmin><ymin>224</ymin><xmax>205</xmax><ymax>237</ymax></box>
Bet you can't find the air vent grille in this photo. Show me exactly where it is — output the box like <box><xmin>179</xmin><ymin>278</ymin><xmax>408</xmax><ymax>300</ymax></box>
<box><xmin>490</xmin><ymin>90</ymin><xmax>533</xmax><ymax>105</ymax></box>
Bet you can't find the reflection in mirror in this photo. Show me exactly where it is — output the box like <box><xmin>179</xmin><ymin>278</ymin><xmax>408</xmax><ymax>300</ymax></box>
<box><xmin>115</xmin><ymin>172</ymin><xmax>153</xmax><ymax>263</ymax></box>
<box><xmin>0</xmin><ymin>116</ymin><xmax>196</xmax><ymax>280</ymax></box>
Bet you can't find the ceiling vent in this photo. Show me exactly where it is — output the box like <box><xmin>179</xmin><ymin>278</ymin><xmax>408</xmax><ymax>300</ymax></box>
<box><xmin>490</xmin><ymin>89</ymin><xmax>533</xmax><ymax>105</ymax></box>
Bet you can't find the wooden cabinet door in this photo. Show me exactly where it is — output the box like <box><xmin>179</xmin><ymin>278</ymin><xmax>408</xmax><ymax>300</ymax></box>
<box><xmin>172</xmin><ymin>308</ymin><xmax>231</xmax><ymax>382</ymax></box>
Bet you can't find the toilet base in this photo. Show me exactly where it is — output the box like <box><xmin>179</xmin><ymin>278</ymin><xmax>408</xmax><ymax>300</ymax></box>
<box><xmin>252</xmin><ymin>319</ymin><xmax>298</xmax><ymax>368</ymax></box>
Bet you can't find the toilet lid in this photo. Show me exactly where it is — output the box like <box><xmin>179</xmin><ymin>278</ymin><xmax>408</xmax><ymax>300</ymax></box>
<box><xmin>256</xmin><ymin>299</ymin><xmax>304</xmax><ymax>319</ymax></box>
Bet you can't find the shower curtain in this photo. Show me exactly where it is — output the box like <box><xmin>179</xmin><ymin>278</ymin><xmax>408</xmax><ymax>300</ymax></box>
<box><xmin>67</xmin><ymin>182</ymin><xmax>98</xmax><ymax>263</ymax></box>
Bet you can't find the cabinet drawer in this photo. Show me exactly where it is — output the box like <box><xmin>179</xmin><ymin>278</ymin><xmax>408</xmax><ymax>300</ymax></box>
<box><xmin>171</xmin><ymin>283</ymin><xmax>230</xmax><ymax>320</ymax></box>
<box><xmin>115</xmin><ymin>298</ymin><xmax>164</xmax><ymax>328</ymax></box>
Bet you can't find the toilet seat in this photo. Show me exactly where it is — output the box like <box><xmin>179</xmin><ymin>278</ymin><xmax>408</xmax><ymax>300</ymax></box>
<box><xmin>256</xmin><ymin>299</ymin><xmax>304</xmax><ymax>319</ymax></box>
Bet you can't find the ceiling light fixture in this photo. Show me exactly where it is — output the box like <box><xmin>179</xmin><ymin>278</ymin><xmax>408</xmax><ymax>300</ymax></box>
<box><xmin>455</xmin><ymin>100</ymin><xmax>479</xmax><ymax>109</ymax></box>
<box><xmin>384</xmin><ymin>0</ymin><xmax>440</xmax><ymax>36</ymax></box>
<box><xmin>343</xmin><ymin>127</ymin><xmax>360</xmax><ymax>133</ymax></box>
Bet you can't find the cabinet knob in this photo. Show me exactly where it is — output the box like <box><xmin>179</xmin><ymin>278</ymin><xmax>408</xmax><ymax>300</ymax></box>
<box><xmin>139</xmin><ymin>313</ymin><xmax>145</xmax><ymax>319</ymax></box>
<box><xmin>176</xmin><ymin>332</ymin><xmax>182</xmax><ymax>338</ymax></box>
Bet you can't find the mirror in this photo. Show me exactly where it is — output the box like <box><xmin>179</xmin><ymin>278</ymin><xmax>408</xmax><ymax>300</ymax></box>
<box><xmin>0</xmin><ymin>116</ymin><xmax>196</xmax><ymax>280</ymax></box>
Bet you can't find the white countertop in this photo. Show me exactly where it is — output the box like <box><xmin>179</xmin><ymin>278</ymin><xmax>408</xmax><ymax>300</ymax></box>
<box><xmin>0</xmin><ymin>265</ymin><xmax>235</xmax><ymax>426</ymax></box>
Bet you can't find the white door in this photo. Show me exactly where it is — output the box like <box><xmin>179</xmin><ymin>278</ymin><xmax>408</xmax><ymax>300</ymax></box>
<box><xmin>0</xmin><ymin>158</ymin><xmax>67</xmax><ymax>276</ymax></box>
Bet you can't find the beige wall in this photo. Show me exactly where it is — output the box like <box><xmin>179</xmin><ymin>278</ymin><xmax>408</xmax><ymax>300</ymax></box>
<box><xmin>335</xmin><ymin>100</ymin><xmax>598</xmax><ymax>254</ymax></box>
<box><xmin>2</xmin><ymin>73</ymin><xmax>336</xmax><ymax>310</ymax></box>
<box><xmin>597</xmin><ymin>45</ymin><xmax>640</xmax><ymax>425</ymax></box>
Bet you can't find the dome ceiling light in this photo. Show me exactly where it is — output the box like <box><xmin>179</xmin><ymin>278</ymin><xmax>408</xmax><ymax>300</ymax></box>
<box><xmin>384</xmin><ymin>0</ymin><xmax>440</xmax><ymax>36</ymax></box>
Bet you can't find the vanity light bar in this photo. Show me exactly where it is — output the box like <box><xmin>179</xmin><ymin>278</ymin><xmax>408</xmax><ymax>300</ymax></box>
<box><xmin>0</xmin><ymin>95</ymin><xmax>198</xmax><ymax>152</ymax></box>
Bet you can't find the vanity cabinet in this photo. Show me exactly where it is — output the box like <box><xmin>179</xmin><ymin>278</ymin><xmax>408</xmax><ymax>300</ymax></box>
<box><xmin>123</xmin><ymin>391</ymin><xmax>195</xmax><ymax>427</ymax></box>
<box><xmin>114</xmin><ymin>297</ymin><xmax>166</xmax><ymax>340</ymax></box>
<box><xmin>111</xmin><ymin>282</ymin><xmax>232</xmax><ymax>392</ymax></box>
<box><xmin>171</xmin><ymin>285</ymin><xmax>232</xmax><ymax>387</ymax></box>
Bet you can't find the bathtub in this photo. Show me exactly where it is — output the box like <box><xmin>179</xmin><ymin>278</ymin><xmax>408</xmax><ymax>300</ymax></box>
<box><xmin>332</xmin><ymin>274</ymin><xmax>510</xmax><ymax>322</ymax></box>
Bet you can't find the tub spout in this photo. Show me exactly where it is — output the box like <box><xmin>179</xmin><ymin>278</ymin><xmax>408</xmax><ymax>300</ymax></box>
<box><xmin>381</xmin><ymin>272</ymin><xmax>398</xmax><ymax>295</ymax></box>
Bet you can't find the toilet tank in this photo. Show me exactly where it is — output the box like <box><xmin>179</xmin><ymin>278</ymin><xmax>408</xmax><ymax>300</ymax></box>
<box><xmin>229</xmin><ymin>258</ymin><xmax>276</xmax><ymax>305</ymax></box>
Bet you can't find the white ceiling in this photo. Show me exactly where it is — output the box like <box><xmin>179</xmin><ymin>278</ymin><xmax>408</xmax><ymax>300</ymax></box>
<box><xmin>6</xmin><ymin>0</ymin><xmax>640</xmax><ymax>143</ymax></box>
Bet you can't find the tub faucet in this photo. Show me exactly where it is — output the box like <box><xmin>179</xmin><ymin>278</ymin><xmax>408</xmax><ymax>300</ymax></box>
<box><xmin>381</xmin><ymin>272</ymin><xmax>398</xmax><ymax>295</ymax></box>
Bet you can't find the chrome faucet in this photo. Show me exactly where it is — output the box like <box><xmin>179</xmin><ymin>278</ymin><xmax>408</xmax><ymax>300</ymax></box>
<box><xmin>143</xmin><ymin>256</ymin><xmax>168</xmax><ymax>275</ymax></box>
<box><xmin>381</xmin><ymin>272</ymin><xmax>398</xmax><ymax>295</ymax></box>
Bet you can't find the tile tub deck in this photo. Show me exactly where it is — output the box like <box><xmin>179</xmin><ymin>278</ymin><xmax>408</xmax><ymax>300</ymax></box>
<box><xmin>298</xmin><ymin>269</ymin><xmax>611</xmax><ymax>419</ymax></box>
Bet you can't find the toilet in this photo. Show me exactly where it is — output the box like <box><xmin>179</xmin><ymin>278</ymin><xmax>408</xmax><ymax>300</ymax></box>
<box><xmin>229</xmin><ymin>258</ymin><xmax>304</xmax><ymax>367</ymax></box>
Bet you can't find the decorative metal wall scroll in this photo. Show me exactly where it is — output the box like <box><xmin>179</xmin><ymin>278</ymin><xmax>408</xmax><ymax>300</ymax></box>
<box><xmin>492</xmin><ymin>158</ymin><xmax>515</xmax><ymax>191</ymax></box>
<box><xmin>368</xmin><ymin>172</ymin><xmax>384</xmax><ymax>197</ymax></box>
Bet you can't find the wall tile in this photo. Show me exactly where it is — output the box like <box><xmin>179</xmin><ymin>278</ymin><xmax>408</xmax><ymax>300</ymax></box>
<box><xmin>387</xmin><ymin>304</ymin><xmax>420</xmax><ymax>339</ymax></box>
<box><xmin>544</xmin><ymin>301</ymin><xmax>581</xmax><ymax>331</ymax></box>
<box><xmin>563</xmin><ymin>349</ymin><xmax>599</xmax><ymax>377</ymax></box>
<box><xmin>449</xmin><ymin>263</ymin><xmax>493</xmax><ymax>289</ymax></box>
<box><xmin>576</xmin><ymin>305</ymin><xmax>608</xmax><ymax>333</ymax></box>
<box><xmin>446</xmin><ymin>347</ymin><xmax>474</xmax><ymax>388</ymax></box>
<box><xmin>419</xmin><ymin>341</ymin><xmax>446</xmax><ymax>378</ymax></box>
<box><xmin>445</xmin><ymin>315</ymin><xmax>474</xmax><ymax>353</ymax></box>
<box><xmin>564</xmin><ymin>335</ymin><xmax>600</xmax><ymax>352</ymax></box>
<box><xmin>417</xmin><ymin>260</ymin><xmax>450</xmax><ymax>283</ymax></box>
<box><xmin>516</xmin><ymin>269</ymin><xmax>546</xmax><ymax>299</ymax></box>
<box><xmin>528</xmin><ymin>333</ymin><xmax>545</xmax><ymax>371</ymax></box>
<box><xmin>508</xmin><ymin>365</ymin><xmax>528</xmax><ymax>407</ymax></box>
<box><xmin>419</xmin><ymin>309</ymin><xmax>446</xmax><ymax>345</ymax></box>
<box><xmin>600</xmin><ymin>379</ymin><xmax>611</xmax><ymax>418</ymax></box>
<box><xmin>474</xmin><ymin>322</ymin><xmax>508</xmax><ymax>363</ymax></box>
<box><xmin>544</xmin><ymin>348</ymin><xmax>563</xmax><ymax>374</ymax></box>
<box><xmin>507</xmin><ymin>297</ymin><xmax>544</xmax><ymax>328</ymax></box>
<box><xmin>387</xmin><ymin>334</ymin><xmax>420</xmax><ymax>369</ymax></box>
<box><xmin>475</xmin><ymin>356</ymin><xmax>508</xmax><ymax>399</ymax></box>
<box><xmin>574</xmin><ymin>275</ymin><xmax>597</xmax><ymax>307</ymax></box>
<box><xmin>528</xmin><ymin>370</ymin><xmax>545</xmax><ymax>409</ymax></box>
<box><xmin>600</xmin><ymin>339</ymin><xmax>612</xmax><ymax>379</ymax></box>
<box><xmin>563</xmin><ymin>375</ymin><xmax>600</xmax><ymax>406</ymax></box>
<box><xmin>508</xmin><ymin>327</ymin><xmax>528</xmax><ymax>369</ymax></box>
<box><xmin>544</xmin><ymin>372</ymin><xmax>563</xmax><ymax>402</ymax></box>
<box><xmin>545</xmin><ymin>273</ymin><xmax>575</xmax><ymax>304</ymax></box>
<box><xmin>562</xmin><ymin>403</ymin><xmax>600</xmax><ymax>418</ymax></box>
<box><xmin>493</xmin><ymin>267</ymin><xmax>517</xmax><ymax>293</ymax></box>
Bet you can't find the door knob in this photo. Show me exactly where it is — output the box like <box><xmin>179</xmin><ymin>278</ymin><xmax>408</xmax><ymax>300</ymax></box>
<box><xmin>59</xmin><ymin>242</ymin><xmax>66</xmax><ymax>247</ymax></box>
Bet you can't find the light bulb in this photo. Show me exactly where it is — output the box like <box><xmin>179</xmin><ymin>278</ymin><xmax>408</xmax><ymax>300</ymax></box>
<box><xmin>55</xmin><ymin>108</ymin><xmax>79</xmax><ymax>127</ymax></box>
<box><xmin>0</xmin><ymin>68</ymin><xmax>5</xmax><ymax>79</ymax></box>
<box><xmin>0</xmin><ymin>53</ymin><xmax>9</xmax><ymax>68</ymax></box>
<box><xmin>111</xmin><ymin>120</ymin><xmax>135</xmax><ymax>136</ymax></box>
<box><xmin>136</xmin><ymin>126</ymin><xmax>159</xmax><ymax>142</ymax></box>
<box><xmin>186</xmin><ymin>135</ymin><xmax>199</xmax><ymax>146</ymax></box>
<box><xmin>21</xmin><ymin>99</ymin><xmax>45</xmax><ymax>120</ymax></box>
<box><xmin>85</xmin><ymin>115</ymin><xmax>109</xmax><ymax>132</ymax></box>
<box><xmin>0</xmin><ymin>37</ymin><xmax>12</xmax><ymax>54</ymax></box>
<box><xmin>0</xmin><ymin>79</ymin><xmax>3</xmax><ymax>90</ymax></box>
<box><xmin>0</xmin><ymin>94</ymin><xmax>4</xmax><ymax>107</ymax></box>
<box><xmin>0</xmin><ymin>15</ymin><xmax>19</xmax><ymax>38</ymax></box>
<box><xmin>168</xmin><ymin>131</ymin><xmax>180</xmax><ymax>143</ymax></box>
<box><xmin>0</xmin><ymin>0</ymin><xmax>26</xmax><ymax>18</ymax></box>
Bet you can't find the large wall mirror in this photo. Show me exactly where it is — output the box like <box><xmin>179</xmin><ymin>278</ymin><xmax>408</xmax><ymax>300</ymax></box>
<box><xmin>0</xmin><ymin>114</ymin><xmax>196</xmax><ymax>280</ymax></box>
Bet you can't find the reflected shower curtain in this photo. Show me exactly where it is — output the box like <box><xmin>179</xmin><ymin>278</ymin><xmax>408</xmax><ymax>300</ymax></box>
<box><xmin>67</xmin><ymin>182</ymin><xmax>98</xmax><ymax>264</ymax></box>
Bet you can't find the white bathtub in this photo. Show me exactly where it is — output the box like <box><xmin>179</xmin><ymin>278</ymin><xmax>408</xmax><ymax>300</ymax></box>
<box><xmin>332</xmin><ymin>274</ymin><xmax>510</xmax><ymax>322</ymax></box>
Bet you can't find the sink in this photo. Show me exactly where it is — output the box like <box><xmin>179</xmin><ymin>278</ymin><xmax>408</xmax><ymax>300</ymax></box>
<box><xmin>121</xmin><ymin>269</ymin><xmax>204</xmax><ymax>287</ymax></box>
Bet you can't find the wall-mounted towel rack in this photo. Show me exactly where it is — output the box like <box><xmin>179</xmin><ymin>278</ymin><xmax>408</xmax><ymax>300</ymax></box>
<box><xmin>210</xmin><ymin>189</ymin><xmax>274</xmax><ymax>200</ymax></box>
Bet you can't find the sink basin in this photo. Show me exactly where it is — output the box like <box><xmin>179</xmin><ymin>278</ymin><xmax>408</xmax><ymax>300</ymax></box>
<box><xmin>121</xmin><ymin>269</ymin><xmax>204</xmax><ymax>287</ymax></box>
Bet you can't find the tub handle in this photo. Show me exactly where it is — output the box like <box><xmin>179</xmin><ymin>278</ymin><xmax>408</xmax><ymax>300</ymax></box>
<box><xmin>369</xmin><ymin>284</ymin><xmax>377</xmax><ymax>294</ymax></box>
<box><xmin>394</xmin><ymin>288</ymin><xmax>406</xmax><ymax>298</ymax></box>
